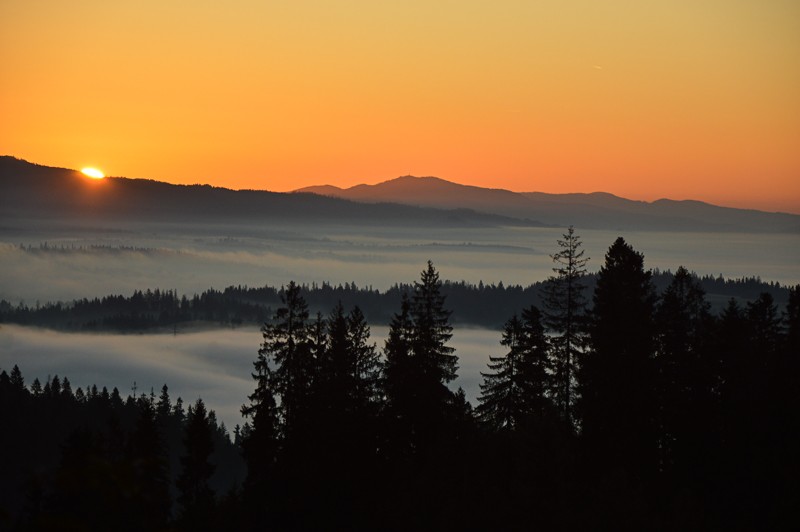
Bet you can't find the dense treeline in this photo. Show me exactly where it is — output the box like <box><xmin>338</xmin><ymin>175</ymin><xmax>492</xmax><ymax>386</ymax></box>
<box><xmin>0</xmin><ymin>271</ymin><xmax>789</xmax><ymax>331</ymax></box>
<box><xmin>2</xmin><ymin>231</ymin><xmax>798</xmax><ymax>530</ymax></box>
<box><xmin>0</xmin><ymin>371</ymin><xmax>245</xmax><ymax>530</ymax></box>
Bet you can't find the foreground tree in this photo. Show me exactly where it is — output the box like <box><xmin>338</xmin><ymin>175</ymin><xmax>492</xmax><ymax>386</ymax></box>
<box><xmin>654</xmin><ymin>266</ymin><xmax>715</xmax><ymax>479</ymax></box>
<box><xmin>542</xmin><ymin>226</ymin><xmax>589</xmax><ymax>427</ymax></box>
<box><xmin>127</xmin><ymin>395</ymin><xmax>171</xmax><ymax>528</ymax></box>
<box><xmin>260</xmin><ymin>281</ymin><xmax>314</xmax><ymax>437</ymax></box>
<box><xmin>477</xmin><ymin>306</ymin><xmax>551</xmax><ymax>431</ymax></box>
<box><xmin>580</xmin><ymin>237</ymin><xmax>658</xmax><ymax>483</ymax></box>
<box><xmin>316</xmin><ymin>302</ymin><xmax>381</xmax><ymax>456</ymax></box>
<box><xmin>176</xmin><ymin>398</ymin><xmax>216</xmax><ymax>531</ymax></box>
<box><xmin>383</xmin><ymin>262</ymin><xmax>459</xmax><ymax>454</ymax></box>
<box><xmin>411</xmin><ymin>260</ymin><xmax>458</xmax><ymax>388</ymax></box>
<box><xmin>240</xmin><ymin>283</ymin><xmax>310</xmax><ymax>525</ymax></box>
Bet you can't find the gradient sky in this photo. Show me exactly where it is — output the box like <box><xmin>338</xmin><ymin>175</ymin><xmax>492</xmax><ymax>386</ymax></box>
<box><xmin>2</xmin><ymin>1</ymin><xmax>798</xmax><ymax>212</ymax></box>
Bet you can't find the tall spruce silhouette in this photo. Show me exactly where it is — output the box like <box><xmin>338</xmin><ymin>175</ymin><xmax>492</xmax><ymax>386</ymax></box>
<box><xmin>477</xmin><ymin>307</ymin><xmax>551</xmax><ymax>431</ymax></box>
<box><xmin>260</xmin><ymin>281</ymin><xmax>314</xmax><ymax>439</ymax></box>
<box><xmin>383</xmin><ymin>262</ymin><xmax>458</xmax><ymax>455</ymax></box>
<box><xmin>176</xmin><ymin>398</ymin><xmax>216</xmax><ymax>531</ymax></box>
<box><xmin>411</xmin><ymin>261</ymin><xmax>458</xmax><ymax>386</ymax></box>
<box><xmin>654</xmin><ymin>266</ymin><xmax>716</xmax><ymax>482</ymax></box>
<box><xmin>407</xmin><ymin>261</ymin><xmax>459</xmax><ymax>443</ymax></box>
<box><xmin>580</xmin><ymin>237</ymin><xmax>658</xmax><ymax>483</ymax></box>
<box><xmin>128</xmin><ymin>395</ymin><xmax>171</xmax><ymax>528</ymax></box>
<box><xmin>542</xmin><ymin>226</ymin><xmax>588</xmax><ymax>427</ymax></box>
<box><xmin>382</xmin><ymin>292</ymin><xmax>416</xmax><ymax>460</ymax></box>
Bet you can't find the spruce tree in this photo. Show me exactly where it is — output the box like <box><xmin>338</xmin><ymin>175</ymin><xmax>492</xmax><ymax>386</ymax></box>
<box><xmin>9</xmin><ymin>365</ymin><xmax>25</xmax><ymax>393</ymax></box>
<box><xmin>477</xmin><ymin>307</ymin><xmax>550</xmax><ymax>430</ymax></box>
<box><xmin>260</xmin><ymin>281</ymin><xmax>314</xmax><ymax>435</ymax></box>
<box><xmin>411</xmin><ymin>260</ymin><xmax>458</xmax><ymax>389</ymax></box>
<box><xmin>156</xmin><ymin>384</ymin><xmax>171</xmax><ymax>421</ymax></box>
<box><xmin>30</xmin><ymin>377</ymin><xmax>42</xmax><ymax>396</ymax></box>
<box><xmin>654</xmin><ymin>266</ymin><xmax>715</xmax><ymax>477</ymax></box>
<box><xmin>580</xmin><ymin>237</ymin><xmax>658</xmax><ymax>481</ymax></box>
<box><xmin>347</xmin><ymin>305</ymin><xmax>381</xmax><ymax>411</ymax></box>
<box><xmin>383</xmin><ymin>292</ymin><xmax>414</xmax><ymax>410</ymax></box>
<box><xmin>786</xmin><ymin>285</ymin><xmax>800</xmax><ymax>355</ymax></box>
<box><xmin>177</xmin><ymin>398</ymin><xmax>216</xmax><ymax>531</ymax></box>
<box><xmin>128</xmin><ymin>395</ymin><xmax>171</xmax><ymax>528</ymax></box>
<box><xmin>542</xmin><ymin>226</ymin><xmax>588</xmax><ymax>427</ymax></box>
<box><xmin>382</xmin><ymin>262</ymin><xmax>459</xmax><ymax>457</ymax></box>
<box><xmin>382</xmin><ymin>292</ymin><xmax>415</xmax><ymax>458</ymax></box>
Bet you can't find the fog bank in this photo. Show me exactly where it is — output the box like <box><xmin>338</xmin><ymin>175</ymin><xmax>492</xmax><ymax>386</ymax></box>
<box><xmin>0</xmin><ymin>324</ymin><xmax>502</xmax><ymax>430</ymax></box>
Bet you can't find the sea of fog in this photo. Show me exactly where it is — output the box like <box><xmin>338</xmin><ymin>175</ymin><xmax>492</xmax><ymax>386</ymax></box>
<box><xmin>0</xmin><ymin>221</ymin><xmax>797</xmax><ymax>304</ymax></box>
<box><xmin>1</xmin><ymin>220</ymin><xmax>798</xmax><ymax>429</ymax></box>
<box><xmin>0</xmin><ymin>324</ymin><xmax>495</xmax><ymax>431</ymax></box>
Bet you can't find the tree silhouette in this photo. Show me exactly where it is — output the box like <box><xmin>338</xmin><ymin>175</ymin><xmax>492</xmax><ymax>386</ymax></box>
<box><xmin>127</xmin><ymin>395</ymin><xmax>171</xmax><ymax>528</ymax></box>
<box><xmin>382</xmin><ymin>292</ymin><xmax>415</xmax><ymax>460</ymax></box>
<box><xmin>580</xmin><ymin>237</ymin><xmax>658</xmax><ymax>485</ymax></box>
<box><xmin>412</xmin><ymin>261</ymin><xmax>458</xmax><ymax>384</ymax></box>
<box><xmin>542</xmin><ymin>226</ymin><xmax>589</xmax><ymax>428</ymax></box>
<box><xmin>9</xmin><ymin>365</ymin><xmax>25</xmax><ymax>392</ymax></box>
<box><xmin>405</xmin><ymin>261</ymin><xmax>459</xmax><ymax>446</ymax></box>
<box><xmin>477</xmin><ymin>307</ymin><xmax>551</xmax><ymax>431</ymax></box>
<box><xmin>177</xmin><ymin>398</ymin><xmax>216</xmax><ymax>531</ymax></box>
<box><xmin>259</xmin><ymin>281</ymin><xmax>314</xmax><ymax>438</ymax></box>
<box><xmin>654</xmin><ymin>266</ymin><xmax>716</xmax><ymax>487</ymax></box>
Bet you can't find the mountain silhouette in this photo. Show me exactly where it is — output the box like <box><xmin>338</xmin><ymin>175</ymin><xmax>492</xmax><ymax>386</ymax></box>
<box><xmin>297</xmin><ymin>176</ymin><xmax>800</xmax><ymax>233</ymax></box>
<box><xmin>0</xmin><ymin>157</ymin><xmax>539</xmax><ymax>229</ymax></box>
<box><xmin>3</xmin><ymin>157</ymin><xmax>796</xmax><ymax>232</ymax></box>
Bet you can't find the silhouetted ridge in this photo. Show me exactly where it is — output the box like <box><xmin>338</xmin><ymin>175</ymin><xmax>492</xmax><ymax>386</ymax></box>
<box><xmin>0</xmin><ymin>157</ymin><xmax>537</xmax><ymax>229</ymax></box>
<box><xmin>296</xmin><ymin>172</ymin><xmax>800</xmax><ymax>232</ymax></box>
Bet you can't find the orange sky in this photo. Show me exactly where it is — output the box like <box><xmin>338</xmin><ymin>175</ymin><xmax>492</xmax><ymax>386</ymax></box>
<box><xmin>2</xmin><ymin>1</ymin><xmax>799</xmax><ymax>213</ymax></box>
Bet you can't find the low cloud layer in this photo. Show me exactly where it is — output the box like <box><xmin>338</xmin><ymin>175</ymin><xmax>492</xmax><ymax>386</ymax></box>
<box><xmin>2</xmin><ymin>221</ymin><xmax>796</xmax><ymax>306</ymax></box>
<box><xmin>0</xmin><ymin>324</ymin><xmax>503</xmax><ymax>430</ymax></box>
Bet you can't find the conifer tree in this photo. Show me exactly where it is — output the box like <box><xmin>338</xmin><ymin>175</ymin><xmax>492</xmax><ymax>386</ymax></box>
<box><xmin>315</xmin><ymin>303</ymin><xmax>381</xmax><ymax>440</ymax></box>
<box><xmin>542</xmin><ymin>226</ymin><xmax>588</xmax><ymax>426</ymax></box>
<box><xmin>9</xmin><ymin>365</ymin><xmax>25</xmax><ymax>392</ymax></box>
<box><xmin>348</xmin><ymin>306</ymin><xmax>382</xmax><ymax>410</ymax></box>
<box><xmin>654</xmin><ymin>266</ymin><xmax>714</xmax><ymax>475</ymax></box>
<box><xmin>260</xmin><ymin>281</ymin><xmax>314</xmax><ymax>435</ymax></box>
<box><xmin>580</xmin><ymin>237</ymin><xmax>658</xmax><ymax>479</ymax></box>
<box><xmin>477</xmin><ymin>307</ymin><xmax>550</xmax><ymax>430</ymax></box>
<box><xmin>61</xmin><ymin>377</ymin><xmax>73</xmax><ymax>399</ymax></box>
<box><xmin>30</xmin><ymin>377</ymin><xmax>42</xmax><ymax>396</ymax></box>
<box><xmin>241</xmin><ymin>335</ymin><xmax>280</xmax><ymax>489</ymax></box>
<box><xmin>382</xmin><ymin>292</ymin><xmax>415</xmax><ymax>456</ymax></box>
<box><xmin>383</xmin><ymin>262</ymin><xmax>459</xmax><ymax>458</ymax></box>
<box><xmin>156</xmin><ymin>384</ymin><xmax>171</xmax><ymax>421</ymax></box>
<box><xmin>411</xmin><ymin>261</ymin><xmax>458</xmax><ymax>388</ymax></box>
<box><xmin>177</xmin><ymin>398</ymin><xmax>216</xmax><ymax>531</ymax></box>
<box><xmin>128</xmin><ymin>395</ymin><xmax>171</xmax><ymax>527</ymax></box>
<box><xmin>383</xmin><ymin>292</ymin><xmax>414</xmax><ymax>413</ymax></box>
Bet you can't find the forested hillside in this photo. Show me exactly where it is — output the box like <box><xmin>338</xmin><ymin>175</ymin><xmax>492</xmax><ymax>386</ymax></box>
<box><xmin>0</xmin><ymin>267</ymin><xmax>788</xmax><ymax>331</ymax></box>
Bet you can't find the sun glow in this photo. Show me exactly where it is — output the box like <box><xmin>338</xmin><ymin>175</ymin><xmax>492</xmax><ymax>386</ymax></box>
<box><xmin>81</xmin><ymin>167</ymin><xmax>105</xmax><ymax>179</ymax></box>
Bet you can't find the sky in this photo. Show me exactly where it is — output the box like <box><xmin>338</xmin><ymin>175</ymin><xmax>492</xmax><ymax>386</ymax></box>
<box><xmin>2</xmin><ymin>0</ymin><xmax>799</xmax><ymax>213</ymax></box>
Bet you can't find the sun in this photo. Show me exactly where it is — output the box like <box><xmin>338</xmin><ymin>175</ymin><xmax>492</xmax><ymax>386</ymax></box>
<box><xmin>81</xmin><ymin>167</ymin><xmax>105</xmax><ymax>179</ymax></box>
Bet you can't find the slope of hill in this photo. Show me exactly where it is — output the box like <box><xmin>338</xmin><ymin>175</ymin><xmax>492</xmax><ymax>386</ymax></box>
<box><xmin>0</xmin><ymin>157</ymin><xmax>538</xmax><ymax>229</ymax></box>
<box><xmin>298</xmin><ymin>176</ymin><xmax>800</xmax><ymax>233</ymax></box>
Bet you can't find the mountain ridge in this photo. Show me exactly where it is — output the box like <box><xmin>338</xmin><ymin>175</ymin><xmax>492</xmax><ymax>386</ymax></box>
<box><xmin>295</xmin><ymin>175</ymin><xmax>800</xmax><ymax>233</ymax></box>
<box><xmin>2</xmin><ymin>156</ymin><xmax>797</xmax><ymax>233</ymax></box>
<box><xmin>0</xmin><ymin>156</ymin><xmax>537</xmax><ymax>229</ymax></box>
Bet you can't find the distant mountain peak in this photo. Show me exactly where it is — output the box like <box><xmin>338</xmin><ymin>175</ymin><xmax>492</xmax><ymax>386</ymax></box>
<box><xmin>289</xmin><ymin>172</ymin><xmax>799</xmax><ymax>233</ymax></box>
